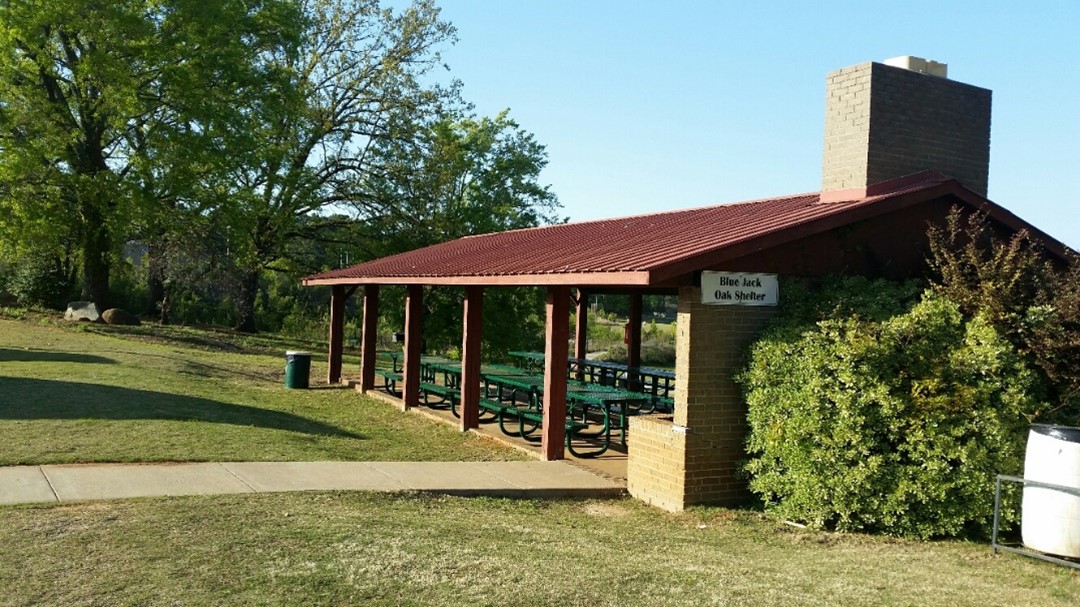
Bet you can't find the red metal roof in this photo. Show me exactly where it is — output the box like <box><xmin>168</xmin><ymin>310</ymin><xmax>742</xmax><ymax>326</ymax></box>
<box><xmin>302</xmin><ymin>172</ymin><xmax>1068</xmax><ymax>287</ymax></box>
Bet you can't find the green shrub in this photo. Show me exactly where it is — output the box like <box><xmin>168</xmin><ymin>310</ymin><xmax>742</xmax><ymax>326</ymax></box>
<box><xmin>640</xmin><ymin>337</ymin><xmax>675</xmax><ymax>366</ymax></box>
<box><xmin>599</xmin><ymin>344</ymin><xmax>626</xmax><ymax>363</ymax></box>
<box><xmin>928</xmin><ymin>208</ymin><xmax>1080</xmax><ymax>421</ymax></box>
<box><xmin>740</xmin><ymin>289</ymin><xmax>1044</xmax><ymax>539</ymax></box>
<box><xmin>280</xmin><ymin>308</ymin><xmax>328</xmax><ymax>342</ymax></box>
<box><xmin>5</xmin><ymin>251</ymin><xmax>74</xmax><ymax>309</ymax></box>
<box><xmin>109</xmin><ymin>258</ymin><xmax>148</xmax><ymax>315</ymax></box>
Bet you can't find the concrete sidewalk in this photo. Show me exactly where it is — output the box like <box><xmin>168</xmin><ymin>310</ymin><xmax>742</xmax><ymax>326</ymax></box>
<box><xmin>0</xmin><ymin>461</ymin><xmax>625</xmax><ymax>506</ymax></box>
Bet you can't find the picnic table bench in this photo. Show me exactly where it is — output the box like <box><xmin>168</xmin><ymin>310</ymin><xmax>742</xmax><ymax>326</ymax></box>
<box><xmin>507</xmin><ymin>350</ymin><xmax>546</xmax><ymax>372</ymax></box>
<box><xmin>477</xmin><ymin>397</ymin><xmax>604</xmax><ymax>458</ymax></box>
<box><xmin>379</xmin><ymin>354</ymin><xmax>642</xmax><ymax>458</ymax></box>
<box><xmin>419</xmin><ymin>382</ymin><xmax>459</xmax><ymax>411</ymax></box>
<box><xmin>562</xmin><ymin>381</ymin><xmax>651</xmax><ymax>445</ymax></box>
<box><xmin>482</xmin><ymin>372</ymin><xmax>638</xmax><ymax>455</ymax></box>
<box><xmin>434</xmin><ymin>364</ymin><xmax>617</xmax><ymax>458</ymax></box>
<box><xmin>513</xmin><ymin>352</ymin><xmax>676</xmax><ymax>412</ymax></box>
<box><xmin>375</xmin><ymin>369</ymin><xmax>402</xmax><ymax>395</ymax></box>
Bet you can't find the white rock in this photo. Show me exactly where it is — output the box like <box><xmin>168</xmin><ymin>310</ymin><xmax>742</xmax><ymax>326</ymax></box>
<box><xmin>64</xmin><ymin>301</ymin><xmax>100</xmax><ymax>322</ymax></box>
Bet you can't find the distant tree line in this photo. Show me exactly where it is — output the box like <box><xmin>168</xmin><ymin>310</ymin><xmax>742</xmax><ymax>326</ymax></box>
<box><xmin>0</xmin><ymin>0</ymin><xmax>560</xmax><ymax>349</ymax></box>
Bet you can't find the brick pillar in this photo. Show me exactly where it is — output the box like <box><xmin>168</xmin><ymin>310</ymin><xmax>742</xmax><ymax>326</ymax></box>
<box><xmin>628</xmin><ymin>285</ymin><xmax>777</xmax><ymax>511</ymax></box>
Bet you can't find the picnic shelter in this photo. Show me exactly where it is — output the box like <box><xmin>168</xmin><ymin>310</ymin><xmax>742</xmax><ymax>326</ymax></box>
<box><xmin>302</xmin><ymin>58</ymin><xmax>1071</xmax><ymax>511</ymax></box>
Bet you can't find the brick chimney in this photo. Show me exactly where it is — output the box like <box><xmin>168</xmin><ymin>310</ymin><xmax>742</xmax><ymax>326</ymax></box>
<box><xmin>821</xmin><ymin>56</ymin><xmax>992</xmax><ymax>199</ymax></box>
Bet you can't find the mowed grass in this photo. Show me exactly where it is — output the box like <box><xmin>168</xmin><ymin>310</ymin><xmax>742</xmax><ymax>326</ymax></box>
<box><xmin>2</xmin><ymin>492</ymin><xmax>1078</xmax><ymax>607</ymax></box>
<box><xmin>0</xmin><ymin>317</ymin><xmax>521</xmax><ymax>464</ymax></box>
<box><xmin>1</xmin><ymin>314</ymin><xmax>1079</xmax><ymax>606</ymax></box>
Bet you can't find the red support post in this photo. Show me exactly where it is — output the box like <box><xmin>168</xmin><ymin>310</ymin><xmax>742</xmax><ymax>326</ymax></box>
<box><xmin>359</xmin><ymin>285</ymin><xmax>379</xmax><ymax>392</ymax></box>
<box><xmin>574</xmin><ymin>289</ymin><xmax>588</xmax><ymax>381</ymax></box>
<box><xmin>628</xmin><ymin>292</ymin><xmax>642</xmax><ymax>369</ymax></box>
<box><xmin>460</xmin><ymin>286</ymin><xmax>483</xmax><ymax>430</ymax></box>
<box><xmin>402</xmin><ymin>285</ymin><xmax>423</xmax><ymax>409</ymax></box>
<box><xmin>542</xmin><ymin>286</ymin><xmax>570</xmax><ymax>460</ymax></box>
<box><xmin>627</xmin><ymin>292</ymin><xmax>643</xmax><ymax>390</ymax></box>
<box><xmin>328</xmin><ymin>285</ymin><xmax>345</xmax><ymax>384</ymax></box>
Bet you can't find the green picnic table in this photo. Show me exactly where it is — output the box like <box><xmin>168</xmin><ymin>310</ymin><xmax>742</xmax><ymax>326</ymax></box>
<box><xmin>481</xmin><ymin>371</ymin><xmax>647</xmax><ymax>452</ymax></box>
<box><xmin>508</xmin><ymin>350</ymin><xmax>546</xmax><ymax>372</ymax></box>
<box><xmin>512</xmin><ymin>351</ymin><xmax>674</xmax><ymax>412</ymax></box>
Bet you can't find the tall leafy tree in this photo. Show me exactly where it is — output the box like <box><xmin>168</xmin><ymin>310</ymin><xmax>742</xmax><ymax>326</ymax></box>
<box><xmin>219</xmin><ymin>0</ymin><xmax>457</xmax><ymax>332</ymax></box>
<box><xmin>362</xmin><ymin>110</ymin><xmax>560</xmax><ymax>251</ymax></box>
<box><xmin>359</xmin><ymin>110</ymin><xmax>561</xmax><ymax>356</ymax></box>
<box><xmin>0</xmin><ymin>0</ymin><xmax>298</xmax><ymax>310</ymax></box>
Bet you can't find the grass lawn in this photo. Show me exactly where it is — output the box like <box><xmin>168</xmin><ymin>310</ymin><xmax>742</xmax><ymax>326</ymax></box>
<box><xmin>0</xmin><ymin>316</ymin><xmax>520</xmax><ymax>464</ymax></box>
<box><xmin>1</xmin><ymin>314</ymin><xmax>1078</xmax><ymax>606</ymax></box>
<box><xmin>2</xmin><ymin>492</ymin><xmax>1078</xmax><ymax>607</ymax></box>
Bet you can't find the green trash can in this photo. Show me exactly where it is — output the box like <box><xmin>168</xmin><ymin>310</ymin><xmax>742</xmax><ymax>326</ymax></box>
<box><xmin>284</xmin><ymin>351</ymin><xmax>311</xmax><ymax>389</ymax></box>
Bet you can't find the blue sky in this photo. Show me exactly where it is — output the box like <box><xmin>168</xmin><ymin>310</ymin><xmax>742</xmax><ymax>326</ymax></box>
<box><xmin>430</xmin><ymin>0</ymin><xmax>1080</xmax><ymax>249</ymax></box>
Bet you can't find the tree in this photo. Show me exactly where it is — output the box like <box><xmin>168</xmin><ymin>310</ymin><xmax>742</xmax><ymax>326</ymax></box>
<box><xmin>358</xmin><ymin>110</ymin><xmax>561</xmax><ymax>356</ymax></box>
<box><xmin>0</xmin><ymin>0</ymin><xmax>298</xmax><ymax>310</ymax></box>
<box><xmin>361</xmin><ymin>110</ymin><xmax>561</xmax><ymax>252</ymax></box>
<box><xmin>216</xmin><ymin>0</ymin><xmax>457</xmax><ymax>332</ymax></box>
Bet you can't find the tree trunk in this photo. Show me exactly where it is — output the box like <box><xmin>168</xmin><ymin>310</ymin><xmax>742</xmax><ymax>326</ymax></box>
<box><xmin>159</xmin><ymin>284</ymin><xmax>172</xmax><ymax>325</ymax></box>
<box><xmin>234</xmin><ymin>269</ymin><xmax>259</xmax><ymax>333</ymax></box>
<box><xmin>145</xmin><ymin>242</ymin><xmax>166</xmax><ymax>319</ymax></box>
<box><xmin>80</xmin><ymin>212</ymin><xmax>111</xmax><ymax>311</ymax></box>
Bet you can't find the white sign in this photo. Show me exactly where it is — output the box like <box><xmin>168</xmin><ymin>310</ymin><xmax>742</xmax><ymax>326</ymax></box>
<box><xmin>700</xmin><ymin>271</ymin><xmax>778</xmax><ymax>306</ymax></box>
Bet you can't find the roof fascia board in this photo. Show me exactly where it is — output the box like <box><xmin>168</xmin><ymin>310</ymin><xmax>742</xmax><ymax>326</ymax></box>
<box><xmin>921</xmin><ymin>183</ymin><xmax>1071</xmax><ymax>260</ymax></box>
<box><xmin>580</xmin><ymin>286</ymin><xmax>681</xmax><ymax>296</ymax></box>
<box><xmin>302</xmin><ymin>271</ymin><xmax>654</xmax><ymax>288</ymax></box>
<box><xmin>971</xmin><ymin>198</ymin><xmax>1072</xmax><ymax>260</ymax></box>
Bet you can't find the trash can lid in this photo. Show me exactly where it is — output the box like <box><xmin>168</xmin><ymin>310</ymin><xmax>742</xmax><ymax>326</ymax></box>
<box><xmin>285</xmin><ymin>350</ymin><xmax>311</xmax><ymax>356</ymax></box>
<box><xmin>1031</xmin><ymin>424</ymin><xmax>1080</xmax><ymax>444</ymax></box>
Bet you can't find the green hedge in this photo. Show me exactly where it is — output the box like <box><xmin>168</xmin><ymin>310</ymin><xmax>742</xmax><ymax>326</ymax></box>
<box><xmin>739</xmin><ymin>279</ymin><xmax>1044</xmax><ymax>539</ymax></box>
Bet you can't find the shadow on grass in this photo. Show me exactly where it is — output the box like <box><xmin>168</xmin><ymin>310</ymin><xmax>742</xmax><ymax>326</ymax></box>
<box><xmin>0</xmin><ymin>348</ymin><xmax>117</xmax><ymax>365</ymax></box>
<box><xmin>0</xmin><ymin>377</ymin><xmax>363</xmax><ymax>439</ymax></box>
<box><xmin>82</xmin><ymin>324</ymin><xmax>324</xmax><ymax>358</ymax></box>
<box><xmin>89</xmin><ymin>348</ymin><xmax>280</xmax><ymax>383</ymax></box>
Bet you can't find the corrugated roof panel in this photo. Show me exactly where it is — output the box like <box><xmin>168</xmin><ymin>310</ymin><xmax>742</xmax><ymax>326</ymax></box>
<box><xmin>304</xmin><ymin>173</ymin><xmax>960</xmax><ymax>285</ymax></box>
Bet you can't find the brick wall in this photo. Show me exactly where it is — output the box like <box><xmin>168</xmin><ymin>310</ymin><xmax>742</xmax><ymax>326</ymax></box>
<box><xmin>822</xmin><ymin>61</ymin><xmax>992</xmax><ymax>196</ymax></box>
<box><xmin>627</xmin><ymin>286</ymin><xmax>777</xmax><ymax>511</ymax></box>
<box><xmin>626</xmin><ymin>415</ymin><xmax>686</xmax><ymax>512</ymax></box>
<box><xmin>821</xmin><ymin>63</ymin><xmax>873</xmax><ymax>192</ymax></box>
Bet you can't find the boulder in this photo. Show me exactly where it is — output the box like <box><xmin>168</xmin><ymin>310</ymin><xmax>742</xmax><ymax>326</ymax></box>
<box><xmin>64</xmin><ymin>301</ymin><xmax>100</xmax><ymax>322</ymax></box>
<box><xmin>102</xmin><ymin>308</ymin><xmax>141</xmax><ymax>326</ymax></box>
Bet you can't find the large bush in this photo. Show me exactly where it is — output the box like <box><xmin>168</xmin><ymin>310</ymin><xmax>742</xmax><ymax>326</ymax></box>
<box><xmin>740</xmin><ymin>283</ymin><xmax>1045</xmax><ymax>539</ymax></box>
<box><xmin>4</xmin><ymin>250</ymin><xmax>75</xmax><ymax>309</ymax></box>
<box><xmin>928</xmin><ymin>208</ymin><xmax>1080</xmax><ymax>420</ymax></box>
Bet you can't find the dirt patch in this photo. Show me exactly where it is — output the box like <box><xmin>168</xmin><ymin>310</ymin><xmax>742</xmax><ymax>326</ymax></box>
<box><xmin>582</xmin><ymin>502</ymin><xmax>630</xmax><ymax>518</ymax></box>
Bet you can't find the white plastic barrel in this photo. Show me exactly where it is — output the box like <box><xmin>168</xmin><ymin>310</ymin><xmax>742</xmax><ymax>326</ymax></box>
<box><xmin>1021</xmin><ymin>424</ymin><xmax>1080</xmax><ymax>558</ymax></box>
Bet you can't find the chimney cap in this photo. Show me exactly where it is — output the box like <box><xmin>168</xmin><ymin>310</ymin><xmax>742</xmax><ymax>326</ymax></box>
<box><xmin>883</xmin><ymin>55</ymin><xmax>948</xmax><ymax>78</ymax></box>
